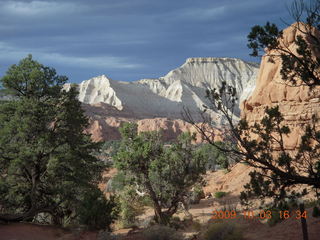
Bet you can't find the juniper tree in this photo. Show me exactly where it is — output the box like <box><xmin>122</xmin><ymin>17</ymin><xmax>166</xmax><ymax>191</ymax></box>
<box><xmin>0</xmin><ymin>55</ymin><xmax>117</xmax><ymax>229</ymax></box>
<box><xmin>114</xmin><ymin>122</ymin><xmax>206</xmax><ymax>225</ymax></box>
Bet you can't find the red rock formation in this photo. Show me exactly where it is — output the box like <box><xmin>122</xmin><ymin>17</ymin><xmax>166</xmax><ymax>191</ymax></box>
<box><xmin>82</xmin><ymin>101</ymin><xmax>222</xmax><ymax>143</ymax></box>
<box><xmin>241</xmin><ymin>23</ymin><xmax>320</xmax><ymax>149</ymax></box>
<box><xmin>86</xmin><ymin>115</ymin><xmax>219</xmax><ymax>143</ymax></box>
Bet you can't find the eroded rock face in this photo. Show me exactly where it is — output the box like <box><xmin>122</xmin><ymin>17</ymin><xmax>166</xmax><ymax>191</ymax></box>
<box><xmin>85</xmin><ymin>110</ymin><xmax>220</xmax><ymax>143</ymax></box>
<box><xmin>77</xmin><ymin>57</ymin><xmax>259</xmax><ymax>142</ymax></box>
<box><xmin>241</xmin><ymin>23</ymin><xmax>320</xmax><ymax>149</ymax></box>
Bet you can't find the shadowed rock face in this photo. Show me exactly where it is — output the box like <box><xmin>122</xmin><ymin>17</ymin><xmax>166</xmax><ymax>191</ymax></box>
<box><xmin>74</xmin><ymin>57</ymin><xmax>259</xmax><ymax>142</ymax></box>
<box><xmin>241</xmin><ymin>23</ymin><xmax>320</xmax><ymax>149</ymax></box>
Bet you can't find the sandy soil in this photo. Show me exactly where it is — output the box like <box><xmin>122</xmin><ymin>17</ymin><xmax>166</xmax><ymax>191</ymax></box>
<box><xmin>0</xmin><ymin>223</ymin><xmax>97</xmax><ymax>240</ymax></box>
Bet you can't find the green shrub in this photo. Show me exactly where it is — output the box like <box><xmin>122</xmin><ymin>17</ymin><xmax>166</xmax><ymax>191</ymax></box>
<box><xmin>223</xmin><ymin>169</ymin><xmax>230</xmax><ymax>174</ymax></box>
<box><xmin>117</xmin><ymin>186</ymin><xmax>145</xmax><ymax>228</ymax></box>
<box><xmin>169</xmin><ymin>216</ymin><xmax>182</xmax><ymax>230</ymax></box>
<box><xmin>77</xmin><ymin>189</ymin><xmax>119</xmax><ymax>230</ymax></box>
<box><xmin>312</xmin><ymin>206</ymin><xmax>320</xmax><ymax>217</ymax></box>
<box><xmin>109</xmin><ymin>171</ymin><xmax>127</xmax><ymax>192</ymax></box>
<box><xmin>214</xmin><ymin>191</ymin><xmax>227</xmax><ymax>199</ymax></box>
<box><xmin>190</xmin><ymin>185</ymin><xmax>205</xmax><ymax>204</ymax></box>
<box><xmin>267</xmin><ymin>209</ymin><xmax>282</xmax><ymax>226</ymax></box>
<box><xmin>203</xmin><ymin>222</ymin><xmax>243</xmax><ymax>240</ymax></box>
<box><xmin>142</xmin><ymin>225</ymin><xmax>183</xmax><ymax>240</ymax></box>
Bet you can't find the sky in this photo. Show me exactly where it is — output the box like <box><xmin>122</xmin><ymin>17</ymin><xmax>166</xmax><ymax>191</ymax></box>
<box><xmin>0</xmin><ymin>0</ymin><xmax>296</xmax><ymax>83</ymax></box>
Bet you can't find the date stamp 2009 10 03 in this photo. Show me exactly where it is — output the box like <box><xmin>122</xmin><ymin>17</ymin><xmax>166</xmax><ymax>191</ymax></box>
<box><xmin>211</xmin><ymin>210</ymin><xmax>307</xmax><ymax>221</ymax></box>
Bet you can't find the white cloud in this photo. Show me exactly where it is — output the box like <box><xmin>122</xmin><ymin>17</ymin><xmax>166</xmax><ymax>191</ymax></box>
<box><xmin>0</xmin><ymin>1</ymin><xmax>84</xmax><ymax>16</ymax></box>
<box><xmin>0</xmin><ymin>42</ymin><xmax>143</xmax><ymax>70</ymax></box>
<box><xmin>40</xmin><ymin>53</ymin><xmax>143</xmax><ymax>69</ymax></box>
<box><xmin>172</xmin><ymin>6</ymin><xmax>226</xmax><ymax>21</ymax></box>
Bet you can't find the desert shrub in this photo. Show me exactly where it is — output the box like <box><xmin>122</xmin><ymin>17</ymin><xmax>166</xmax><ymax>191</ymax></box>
<box><xmin>140</xmin><ymin>195</ymin><xmax>154</xmax><ymax>207</ymax></box>
<box><xmin>190</xmin><ymin>184</ymin><xmax>205</xmax><ymax>204</ymax></box>
<box><xmin>169</xmin><ymin>216</ymin><xmax>182</xmax><ymax>230</ymax></box>
<box><xmin>203</xmin><ymin>222</ymin><xmax>243</xmax><ymax>240</ymax></box>
<box><xmin>196</xmin><ymin>142</ymin><xmax>231</xmax><ymax>171</ymax></box>
<box><xmin>101</xmin><ymin>140</ymin><xmax>121</xmax><ymax>157</ymax></box>
<box><xmin>109</xmin><ymin>171</ymin><xmax>127</xmax><ymax>192</ymax></box>
<box><xmin>214</xmin><ymin>191</ymin><xmax>227</xmax><ymax>199</ymax></box>
<box><xmin>117</xmin><ymin>186</ymin><xmax>145</xmax><ymax>228</ymax></box>
<box><xmin>223</xmin><ymin>169</ymin><xmax>230</xmax><ymax>174</ymax></box>
<box><xmin>142</xmin><ymin>225</ymin><xmax>183</xmax><ymax>240</ymax></box>
<box><xmin>312</xmin><ymin>206</ymin><xmax>320</xmax><ymax>217</ymax></box>
<box><xmin>305</xmin><ymin>199</ymin><xmax>320</xmax><ymax>208</ymax></box>
<box><xmin>267</xmin><ymin>200</ymin><xmax>298</xmax><ymax>226</ymax></box>
<box><xmin>77</xmin><ymin>189</ymin><xmax>119</xmax><ymax>230</ymax></box>
<box><xmin>267</xmin><ymin>209</ymin><xmax>282</xmax><ymax>226</ymax></box>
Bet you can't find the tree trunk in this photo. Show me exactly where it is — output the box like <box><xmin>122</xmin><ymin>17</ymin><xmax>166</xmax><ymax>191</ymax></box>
<box><xmin>154</xmin><ymin>208</ymin><xmax>170</xmax><ymax>225</ymax></box>
<box><xmin>299</xmin><ymin>203</ymin><xmax>309</xmax><ymax>240</ymax></box>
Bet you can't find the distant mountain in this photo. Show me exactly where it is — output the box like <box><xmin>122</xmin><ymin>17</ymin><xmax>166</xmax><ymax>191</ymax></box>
<box><xmin>64</xmin><ymin>57</ymin><xmax>259</xmax><ymax>142</ymax></box>
<box><xmin>65</xmin><ymin>58</ymin><xmax>258</xmax><ymax>128</ymax></box>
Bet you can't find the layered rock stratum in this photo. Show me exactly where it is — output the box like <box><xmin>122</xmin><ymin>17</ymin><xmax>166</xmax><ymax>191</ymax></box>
<box><xmin>66</xmin><ymin>57</ymin><xmax>259</xmax><ymax>141</ymax></box>
<box><xmin>241</xmin><ymin>23</ymin><xmax>320</xmax><ymax>149</ymax></box>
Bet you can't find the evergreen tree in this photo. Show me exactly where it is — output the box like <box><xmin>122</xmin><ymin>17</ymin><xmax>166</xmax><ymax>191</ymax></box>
<box><xmin>0</xmin><ymin>55</ymin><xmax>117</xmax><ymax>229</ymax></box>
<box><xmin>114</xmin><ymin>123</ymin><xmax>206</xmax><ymax>225</ymax></box>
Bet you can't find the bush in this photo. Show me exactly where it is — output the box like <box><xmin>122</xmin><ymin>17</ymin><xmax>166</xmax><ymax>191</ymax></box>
<box><xmin>190</xmin><ymin>185</ymin><xmax>205</xmax><ymax>204</ymax></box>
<box><xmin>312</xmin><ymin>206</ymin><xmax>320</xmax><ymax>217</ymax></box>
<box><xmin>203</xmin><ymin>222</ymin><xmax>243</xmax><ymax>240</ymax></box>
<box><xmin>142</xmin><ymin>225</ymin><xmax>183</xmax><ymax>240</ymax></box>
<box><xmin>169</xmin><ymin>216</ymin><xmax>182</xmax><ymax>230</ymax></box>
<box><xmin>117</xmin><ymin>186</ymin><xmax>145</xmax><ymax>228</ymax></box>
<box><xmin>196</xmin><ymin>142</ymin><xmax>231</xmax><ymax>171</ymax></box>
<box><xmin>214</xmin><ymin>191</ymin><xmax>227</xmax><ymax>199</ymax></box>
<box><xmin>267</xmin><ymin>209</ymin><xmax>282</xmax><ymax>226</ymax></box>
<box><xmin>109</xmin><ymin>171</ymin><xmax>127</xmax><ymax>192</ymax></box>
<box><xmin>77</xmin><ymin>189</ymin><xmax>119</xmax><ymax>230</ymax></box>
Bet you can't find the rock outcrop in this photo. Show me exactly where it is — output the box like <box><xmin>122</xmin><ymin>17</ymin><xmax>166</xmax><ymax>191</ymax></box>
<box><xmin>74</xmin><ymin>58</ymin><xmax>259</xmax><ymax>142</ymax></box>
<box><xmin>241</xmin><ymin>23</ymin><xmax>320</xmax><ymax>149</ymax></box>
<box><xmin>86</xmin><ymin>116</ymin><xmax>219</xmax><ymax>143</ymax></box>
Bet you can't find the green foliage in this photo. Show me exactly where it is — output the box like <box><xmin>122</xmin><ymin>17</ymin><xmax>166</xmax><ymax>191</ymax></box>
<box><xmin>0</xmin><ymin>55</ymin><xmax>116</xmax><ymax>229</ymax></box>
<box><xmin>202</xmin><ymin>222</ymin><xmax>243</xmax><ymax>240</ymax></box>
<box><xmin>99</xmin><ymin>140</ymin><xmax>121</xmax><ymax>163</ymax></box>
<box><xmin>247</xmin><ymin>22</ymin><xmax>281</xmax><ymax>57</ymax></box>
<box><xmin>312</xmin><ymin>206</ymin><xmax>320</xmax><ymax>217</ymax></box>
<box><xmin>117</xmin><ymin>186</ymin><xmax>146</xmax><ymax>228</ymax></box>
<box><xmin>142</xmin><ymin>225</ymin><xmax>183</xmax><ymax>240</ymax></box>
<box><xmin>1</xmin><ymin>54</ymin><xmax>68</xmax><ymax>98</ymax></box>
<box><xmin>214</xmin><ymin>192</ymin><xmax>227</xmax><ymax>199</ymax></box>
<box><xmin>267</xmin><ymin>209</ymin><xmax>282</xmax><ymax>226</ymax></box>
<box><xmin>189</xmin><ymin>184</ymin><xmax>205</xmax><ymax>204</ymax></box>
<box><xmin>108</xmin><ymin>171</ymin><xmax>128</xmax><ymax>193</ymax></box>
<box><xmin>169</xmin><ymin>216</ymin><xmax>182</xmax><ymax>230</ymax></box>
<box><xmin>196</xmin><ymin>142</ymin><xmax>230</xmax><ymax>170</ymax></box>
<box><xmin>114</xmin><ymin>123</ymin><xmax>206</xmax><ymax>225</ymax></box>
<box><xmin>247</xmin><ymin>1</ymin><xmax>320</xmax><ymax>87</ymax></box>
<box><xmin>77</xmin><ymin>189</ymin><xmax>118</xmax><ymax>230</ymax></box>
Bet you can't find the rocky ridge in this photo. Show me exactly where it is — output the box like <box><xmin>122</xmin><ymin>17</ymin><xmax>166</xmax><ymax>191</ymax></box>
<box><xmin>69</xmin><ymin>57</ymin><xmax>259</xmax><ymax>142</ymax></box>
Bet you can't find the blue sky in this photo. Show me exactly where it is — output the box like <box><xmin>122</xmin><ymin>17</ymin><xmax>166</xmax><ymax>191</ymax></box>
<box><xmin>0</xmin><ymin>0</ymin><xmax>295</xmax><ymax>83</ymax></box>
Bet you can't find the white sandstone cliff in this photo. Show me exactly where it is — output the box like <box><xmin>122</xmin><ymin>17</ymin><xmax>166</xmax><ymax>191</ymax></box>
<box><xmin>69</xmin><ymin>57</ymin><xmax>258</xmax><ymax>124</ymax></box>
